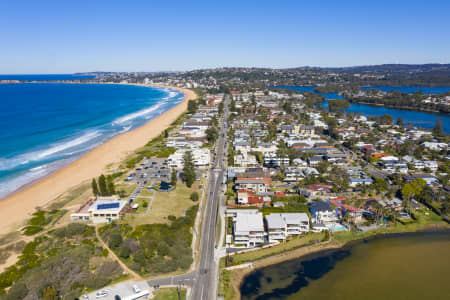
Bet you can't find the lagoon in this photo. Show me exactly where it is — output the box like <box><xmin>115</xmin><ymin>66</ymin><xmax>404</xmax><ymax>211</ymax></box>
<box><xmin>274</xmin><ymin>86</ymin><xmax>450</xmax><ymax>133</ymax></box>
<box><xmin>241</xmin><ymin>232</ymin><xmax>450</xmax><ymax>300</ymax></box>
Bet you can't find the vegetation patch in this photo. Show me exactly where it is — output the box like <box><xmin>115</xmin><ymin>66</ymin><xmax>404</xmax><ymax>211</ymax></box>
<box><xmin>22</xmin><ymin>210</ymin><xmax>67</xmax><ymax>236</ymax></box>
<box><xmin>99</xmin><ymin>205</ymin><xmax>198</xmax><ymax>276</ymax></box>
<box><xmin>0</xmin><ymin>223</ymin><xmax>123</xmax><ymax>299</ymax></box>
<box><xmin>153</xmin><ymin>287</ymin><xmax>187</xmax><ymax>300</ymax></box>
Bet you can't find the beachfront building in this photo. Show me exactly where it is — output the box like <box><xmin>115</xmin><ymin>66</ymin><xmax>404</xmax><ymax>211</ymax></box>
<box><xmin>71</xmin><ymin>196</ymin><xmax>126</xmax><ymax>224</ymax></box>
<box><xmin>265</xmin><ymin>213</ymin><xmax>310</xmax><ymax>243</ymax></box>
<box><xmin>167</xmin><ymin>148</ymin><xmax>210</xmax><ymax>169</ymax></box>
<box><xmin>233</xmin><ymin>212</ymin><xmax>265</xmax><ymax>247</ymax></box>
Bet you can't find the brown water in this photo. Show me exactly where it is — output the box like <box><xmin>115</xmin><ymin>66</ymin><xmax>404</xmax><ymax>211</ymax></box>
<box><xmin>241</xmin><ymin>232</ymin><xmax>450</xmax><ymax>300</ymax></box>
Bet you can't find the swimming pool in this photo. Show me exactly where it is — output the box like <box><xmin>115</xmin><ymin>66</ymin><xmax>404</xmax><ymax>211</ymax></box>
<box><xmin>327</xmin><ymin>224</ymin><xmax>347</xmax><ymax>231</ymax></box>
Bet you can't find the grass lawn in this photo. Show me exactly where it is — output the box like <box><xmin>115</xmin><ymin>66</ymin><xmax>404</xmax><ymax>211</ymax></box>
<box><xmin>115</xmin><ymin>182</ymin><xmax>137</xmax><ymax>198</ymax></box>
<box><xmin>332</xmin><ymin>209</ymin><xmax>448</xmax><ymax>243</ymax></box>
<box><xmin>139</xmin><ymin>187</ymin><xmax>155</xmax><ymax>197</ymax></box>
<box><xmin>134</xmin><ymin>198</ymin><xmax>149</xmax><ymax>213</ymax></box>
<box><xmin>153</xmin><ymin>287</ymin><xmax>186</xmax><ymax>300</ymax></box>
<box><xmin>124</xmin><ymin>181</ymin><xmax>200</xmax><ymax>227</ymax></box>
<box><xmin>231</xmin><ymin>232</ymin><xmax>325</xmax><ymax>265</ymax></box>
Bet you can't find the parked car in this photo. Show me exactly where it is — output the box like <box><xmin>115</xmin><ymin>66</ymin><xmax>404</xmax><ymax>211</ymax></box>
<box><xmin>95</xmin><ymin>290</ymin><xmax>108</xmax><ymax>298</ymax></box>
<box><xmin>132</xmin><ymin>285</ymin><xmax>141</xmax><ymax>294</ymax></box>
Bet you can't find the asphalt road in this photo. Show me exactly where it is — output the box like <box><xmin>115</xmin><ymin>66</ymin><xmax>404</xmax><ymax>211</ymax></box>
<box><xmin>190</xmin><ymin>99</ymin><xmax>229</xmax><ymax>300</ymax></box>
<box><xmin>147</xmin><ymin>98</ymin><xmax>229</xmax><ymax>300</ymax></box>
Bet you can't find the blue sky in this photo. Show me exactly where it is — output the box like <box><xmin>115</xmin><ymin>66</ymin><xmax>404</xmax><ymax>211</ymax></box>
<box><xmin>1</xmin><ymin>0</ymin><xmax>449</xmax><ymax>73</ymax></box>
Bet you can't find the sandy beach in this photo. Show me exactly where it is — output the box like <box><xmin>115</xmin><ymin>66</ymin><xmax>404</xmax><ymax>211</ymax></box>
<box><xmin>0</xmin><ymin>84</ymin><xmax>196</xmax><ymax>236</ymax></box>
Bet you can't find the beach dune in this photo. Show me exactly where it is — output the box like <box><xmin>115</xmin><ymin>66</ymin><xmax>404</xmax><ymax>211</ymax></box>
<box><xmin>0</xmin><ymin>84</ymin><xmax>196</xmax><ymax>235</ymax></box>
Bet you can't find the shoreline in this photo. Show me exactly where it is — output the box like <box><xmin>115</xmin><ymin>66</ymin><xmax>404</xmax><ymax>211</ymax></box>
<box><xmin>348</xmin><ymin>100</ymin><xmax>448</xmax><ymax>116</ymax></box>
<box><xmin>228</xmin><ymin>226</ymin><xmax>450</xmax><ymax>299</ymax></box>
<box><xmin>0</xmin><ymin>83</ymin><xmax>196</xmax><ymax>235</ymax></box>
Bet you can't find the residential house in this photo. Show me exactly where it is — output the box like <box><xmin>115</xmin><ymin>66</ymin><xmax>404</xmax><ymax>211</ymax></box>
<box><xmin>308</xmin><ymin>201</ymin><xmax>339</xmax><ymax>225</ymax></box>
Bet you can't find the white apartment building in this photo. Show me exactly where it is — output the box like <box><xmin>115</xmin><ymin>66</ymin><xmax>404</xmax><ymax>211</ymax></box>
<box><xmin>168</xmin><ymin>148</ymin><xmax>210</xmax><ymax>169</ymax></box>
<box><xmin>233</xmin><ymin>212</ymin><xmax>265</xmax><ymax>247</ymax></box>
<box><xmin>234</xmin><ymin>153</ymin><xmax>258</xmax><ymax>167</ymax></box>
<box><xmin>265</xmin><ymin>213</ymin><xmax>310</xmax><ymax>243</ymax></box>
<box><xmin>263</xmin><ymin>152</ymin><xmax>289</xmax><ymax>168</ymax></box>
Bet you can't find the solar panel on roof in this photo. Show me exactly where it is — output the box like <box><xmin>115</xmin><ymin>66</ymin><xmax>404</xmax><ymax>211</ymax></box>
<box><xmin>97</xmin><ymin>202</ymin><xmax>120</xmax><ymax>210</ymax></box>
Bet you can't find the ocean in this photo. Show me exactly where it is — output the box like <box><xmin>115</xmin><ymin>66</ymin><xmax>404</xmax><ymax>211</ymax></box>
<box><xmin>0</xmin><ymin>82</ymin><xmax>184</xmax><ymax>199</ymax></box>
<box><xmin>0</xmin><ymin>74</ymin><xmax>95</xmax><ymax>81</ymax></box>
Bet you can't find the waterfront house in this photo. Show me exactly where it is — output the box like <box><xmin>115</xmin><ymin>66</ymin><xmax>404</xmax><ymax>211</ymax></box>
<box><xmin>308</xmin><ymin>201</ymin><xmax>339</xmax><ymax>225</ymax></box>
<box><xmin>233</xmin><ymin>212</ymin><xmax>265</xmax><ymax>247</ymax></box>
<box><xmin>265</xmin><ymin>213</ymin><xmax>310</xmax><ymax>243</ymax></box>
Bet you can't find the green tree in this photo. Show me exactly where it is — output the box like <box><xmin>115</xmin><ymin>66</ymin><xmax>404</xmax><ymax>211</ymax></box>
<box><xmin>164</xmin><ymin>129</ymin><xmax>169</xmax><ymax>138</ymax></box>
<box><xmin>373</xmin><ymin>178</ymin><xmax>388</xmax><ymax>194</ymax></box>
<box><xmin>397</xmin><ymin>116</ymin><xmax>404</xmax><ymax>126</ymax></box>
<box><xmin>107</xmin><ymin>181</ymin><xmax>115</xmax><ymax>195</ymax></box>
<box><xmin>190</xmin><ymin>191</ymin><xmax>199</xmax><ymax>202</ymax></box>
<box><xmin>230</xmin><ymin>97</ymin><xmax>237</xmax><ymax>112</ymax></box>
<box><xmin>206</xmin><ymin>126</ymin><xmax>219</xmax><ymax>143</ymax></box>
<box><xmin>218</xmin><ymin>102</ymin><xmax>224</xmax><ymax>115</ymax></box>
<box><xmin>432</xmin><ymin>117</ymin><xmax>443</xmax><ymax>136</ymax></box>
<box><xmin>316</xmin><ymin>161</ymin><xmax>330</xmax><ymax>174</ymax></box>
<box><xmin>379</xmin><ymin>114</ymin><xmax>393</xmax><ymax>125</ymax></box>
<box><xmin>42</xmin><ymin>286</ymin><xmax>58</xmax><ymax>300</ymax></box>
<box><xmin>91</xmin><ymin>178</ymin><xmax>99</xmax><ymax>196</ymax></box>
<box><xmin>108</xmin><ymin>231</ymin><xmax>123</xmax><ymax>249</ymax></box>
<box><xmin>183</xmin><ymin>151</ymin><xmax>196</xmax><ymax>188</ymax></box>
<box><xmin>98</xmin><ymin>175</ymin><xmax>108</xmax><ymax>196</ymax></box>
<box><xmin>119</xmin><ymin>244</ymin><xmax>130</xmax><ymax>258</ymax></box>
<box><xmin>418</xmin><ymin>185</ymin><xmax>434</xmax><ymax>205</ymax></box>
<box><xmin>171</xmin><ymin>169</ymin><xmax>177</xmax><ymax>186</ymax></box>
<box><xmin>187</xmin><ymin>100</ymin><xmax>198</xmax><ymax>114</ymax></box>
<box><xmin>402</xmin><ymin>178</ymin><xmax>426</xmax><ymax>200</ymax></box>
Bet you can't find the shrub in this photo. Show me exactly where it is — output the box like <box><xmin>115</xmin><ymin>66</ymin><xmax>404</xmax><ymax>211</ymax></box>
<box><xmin>66</xmin><ymin>223</ymin><xmax>90</xmax><ymax>237</ymax></box>
<box><xmin>108</xmin><ymin>231</ymin><xmax>123</xmax><ymax>249</ymax></box>
<box><xmin>22</xmin><ymin>226</ymin><xmax>44</xmax><ymax>236</ymax></box>
<box><xmin>119</xmin><ymin>244</ymin><xmax>130</xmax><ymax>258</ymax></box>
<box><xmin>5</xmin><ymin>281</ymin><xmax>28</xmax><ymax>300</ymax></box>
<box><xmin>190</xmin><ymin>192</ymin><xmax>199</xmax><ymax>202</ymax></box>
<box><xmin>29</xmin><ymin>211</ymin><xmax>47</xmax><ymax>226</ymax></box>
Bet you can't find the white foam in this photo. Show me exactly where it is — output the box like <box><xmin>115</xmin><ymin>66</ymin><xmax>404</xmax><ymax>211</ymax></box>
<box><xmin>0</xmin><ymin>163</ymin><xmax>53</xmax><ymax>199</ymax></box>
<box><xmin>35</xmin><ymin>130</ymin><xmax>102</xmax><ymax>160</ymax></box>
<box><xmin>112</xmin><ymin>102</ymin><xmax>165</xmax><ymax>125</ymax></box>
<box><xmin>120</xmin><ymin>125</ymin><xmax>132</xmax><ymax>133</ymax></box>
<box><xmin>0</xmin><ymin>130</ymin><xmax>102</xmax><ymax>171</ymax></box>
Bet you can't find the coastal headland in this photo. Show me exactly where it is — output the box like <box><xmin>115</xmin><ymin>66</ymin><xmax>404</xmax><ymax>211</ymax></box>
<box><xmin>0</xmin><ymin>84</ymin><xmax>196</xmax><ymax>235</ymax></box>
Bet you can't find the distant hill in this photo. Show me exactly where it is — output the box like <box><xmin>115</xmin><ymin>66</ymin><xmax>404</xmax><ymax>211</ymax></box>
<box><xmin>323</xmin><ymin>64</ymin><xmax>450</xmax><ymax>75</ymax></box>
